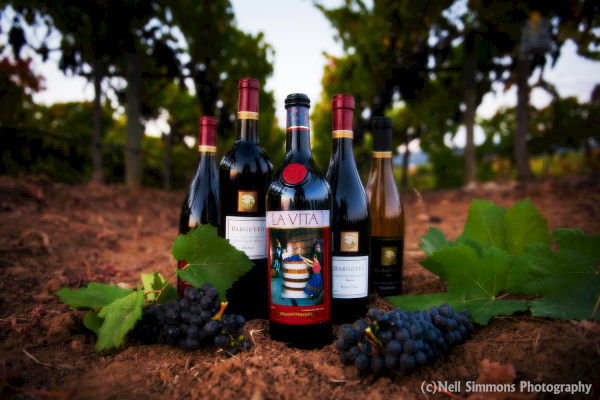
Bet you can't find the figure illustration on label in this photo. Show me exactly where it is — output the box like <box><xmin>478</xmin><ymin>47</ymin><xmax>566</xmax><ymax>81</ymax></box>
<box><xmin>301</xmin><ymin>254</ymin><xmax>323</xmax><ymax>299</ymax></box>
<box><xmin>272</xmin><ymin>239</ymin><xmax>283</xmax><ymax>277</ymax></box>
<box><xmin>269</xmin><ymin>227</ymin><xmax>325</xmax><ymax>306</ymax></box>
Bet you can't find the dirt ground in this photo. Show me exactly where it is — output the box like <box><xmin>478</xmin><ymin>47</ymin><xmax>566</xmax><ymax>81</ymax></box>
<box><xmin>1</xmin><ymin>174</ymin><xmax>599</xmax><ymax>400</ymax></box>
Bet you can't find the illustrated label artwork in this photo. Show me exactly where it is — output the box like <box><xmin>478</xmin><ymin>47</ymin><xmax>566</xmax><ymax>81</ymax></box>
<box><xmin>332</xmin><ymin>255</ymin><xmax>368</xmax><ymax>298</ymax></box>
<box><xmin>371</xmin><ymin>237</ymin><xmax>404</xmax><ymax>294</ymax></box>
<box><xmin>225</xmin><ymin>216</ymin><xmax>267</xmax><ymax>260</ymax></box>
<box><xmin>237</xmin><ymin>190</ymin><xmax>258</xmax><ymax>213</ymax></box>
<box><xmin>267</xmin><ymin>210</ymin><xmax>330</xmax><ymax>325</ymax></box>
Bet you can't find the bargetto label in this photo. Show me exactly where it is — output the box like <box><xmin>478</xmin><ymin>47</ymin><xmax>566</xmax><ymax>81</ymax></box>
<box><xmin>332</xmin><ymin>255</ymin><xmax>368</xmax><ymax>298</ymax></box>
<box><xmin>225</xmin><ymin>216</ymin><xmax>267</xmax><ymax>260</ymax></box>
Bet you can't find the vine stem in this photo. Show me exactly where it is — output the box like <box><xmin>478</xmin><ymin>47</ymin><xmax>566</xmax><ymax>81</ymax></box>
<box><xmin>591</xmin><ymin>292</ymin><xmax>600</xmax><ymax>320</ymax></box>
<box><xmin>155</xmin><ymin>273</ymin><xmax>178</xmax><ymax>303</ymax></box>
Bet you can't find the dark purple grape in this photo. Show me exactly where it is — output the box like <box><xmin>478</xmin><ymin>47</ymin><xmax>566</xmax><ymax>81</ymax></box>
<box><xmin>371</xmin><ymin>355</ymin><xmax>385</xmax><ymax>372</ymax></box>
<box><xmin>384</xmin><ymin>354</ymin><xmax>398</xmax><ymax>369</ymax></box>
<box><xmin>214</xmin><ymin>334</ymin><xmax>229</xmax><ymax>349</ymax></box>
<box><xmin>354</xmin><ymin>353</ymin><xmax>370</xmax><ymax>371</ymax></box>
<box><xmin>204</xmin><ymin>320</ymin><xmax>219</xmax><ymax>336</ymax></box>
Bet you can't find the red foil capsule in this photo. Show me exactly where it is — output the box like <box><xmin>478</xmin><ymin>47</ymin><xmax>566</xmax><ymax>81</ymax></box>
<box><xmin>238</xmin><ymin>78</ymin><xmax>260</xmax><ymax>114</ymax></box>
<box><xmin>199</xmin><ymin>116</ymin><xmax>218</xmax><ymax>148</ymax></box>
<box><xmin>332</xmin><ymin>94</ymin><xmax>355</xmax><ymax>132</ymax></box>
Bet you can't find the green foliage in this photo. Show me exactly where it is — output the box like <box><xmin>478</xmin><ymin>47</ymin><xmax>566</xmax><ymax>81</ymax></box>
<box><xmin>427</xmin><ymin>146</ymin><xmax>464</xmax><ymax>189</ymax></box>
<box><xmin>141</xmin><ymin>272</ymin><xmax>179</xmax><ymax>303</ymax></box>
<box><xmin>390</xmin><ymin>198</ymin><xmax>599</xmax><ymax>324</ymax></box>
<box><xmin>56</xmin><ymin>283</ymin><xmax>134</xmax><ymax>310</ymax></box>
<box><xmin>507</xmin><ymin>229</ymin><xmax>600</xmax><ymax>321</ymax></box>
<box><xmin>83</xmin><ymin>311</ymin><xmax>103</xmax><ymax>335</ymax></box>
<box><xmin>57</xmin><ymin>224</ymin><xmax>254</xmax><ymax>352</ymax></box>
<box><xmin>95</xmin><ymin>288</ymin><xmax>145</xmax><ymax>352</ymax></box>
<box><xmin>388</xmin><ymin>246</ymin><xmax>528</xmax><ymax>324</ymax></box>
<box><xmin>172</xmin><ymin>225</ymin><xmax>254</xmax><ymax>303</ymax></box>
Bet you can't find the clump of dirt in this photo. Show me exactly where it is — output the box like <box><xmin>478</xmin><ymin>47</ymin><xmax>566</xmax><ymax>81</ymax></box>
<box><xmin>1</xmin><ymin>174</ymin><xmax>599</xmax><ymax>399</ymax></box>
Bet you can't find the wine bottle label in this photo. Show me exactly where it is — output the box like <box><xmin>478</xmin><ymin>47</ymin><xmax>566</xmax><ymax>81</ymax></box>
<box><xmin>370</xmin><ymin>236</ymin><xmax>404</xmax><ymax>295</ymax></box>
<box><xmin>237</xmin><ymin>111</ymin><xmax>259</xmax><ymax>120</ymax></box>
<box><xmin>332</xmin><ymin>256</ymin><xmax>368</xmax><ymax>298</ymax></box>
<box><xmin>286</xmin><ymin>106</ymin><xmax>310</xmax><ymax>131</ymax></box>
<box><xmin>332</xmin><ymin>130</ymin><xmax>353</xmax><ymax>139</ymax></box>
<box><xmin>340</xmin><ymin>231</ymin><xmax>359</xmax><ymax>252</ymax></box>
<box><xmin>237</xmin><ymin>190</ymin><xmax>258</xmax><ymax>213</ymax></box>
<box><xmin>266</xmin><ymin>210</ymin><xmax>331</xmax><ymax>325</ymax></box>
<box><xmin>372</xmin><ymin>151</ymin><xmax>392</xmax><ymax>158</ymax></box>
<box><xmin>225</xmin><ymin>216</ymin><xmax>267</xmax><ymax>260</ymax></box>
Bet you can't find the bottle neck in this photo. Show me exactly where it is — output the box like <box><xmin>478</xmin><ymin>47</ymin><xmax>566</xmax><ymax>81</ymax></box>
<box><xmin>285</xmin><ymin>105</ymin><xmax>312</xmax><ymax>158</ymax></box>
<box><xmin>369</xmin><ymin>154</ymin><xmax>394</xmax><ymax>175</ymax></box>
<box><xmin>330</xmin><ymin>137</ymin><xmax>356</xmax><ymax>165</ymax></box>
<box><xmin>237</xmin><ymin>118</ymin><xmax>259</xmax><ymax>142</ymax></box>
<box><xmin>197</xmin><ymin>149</ymin><xmax>218</xmax><ymax>170</ymax></box>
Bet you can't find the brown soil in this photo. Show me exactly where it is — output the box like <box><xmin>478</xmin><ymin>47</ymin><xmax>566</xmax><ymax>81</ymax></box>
<box><xmin>1</xmin><ymin>174</ymin><xmax>599</xmax><ymax>400</ymax></box>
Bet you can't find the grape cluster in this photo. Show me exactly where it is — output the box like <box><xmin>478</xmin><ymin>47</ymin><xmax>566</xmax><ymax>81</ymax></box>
<box><xmin>335</xmin><ymin>304</ymin><xmax>474</xmax><ymax>374</ymax></box>
<box><xmin>133</xmin><ymin>283</ymin><xmax>252</xmax><ymax>356</ymax></box>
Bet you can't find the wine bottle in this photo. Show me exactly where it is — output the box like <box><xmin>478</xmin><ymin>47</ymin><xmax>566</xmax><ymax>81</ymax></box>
<box><xmin>178</xmin><ymin>116</ymin><xmax>220</xmax><ymax>296</ymax></box>
<box><xmin>365</xmin><ymin>117</ymin><xmax>405</xmax><ymax>296</ymax></box>
<box><xmin>325</xmin><ymin>94</ymin><xmax>370</xmax><ymax>323</ymax></box>
<box><xmin>219</xmin><ymin>78</ymin><xmax>273</xmax><ymax>319</ymax></box>
<box><xmin>266</xmin><ymin>93</ymin><xmax>332</xmax><ymax>349</ymax></box>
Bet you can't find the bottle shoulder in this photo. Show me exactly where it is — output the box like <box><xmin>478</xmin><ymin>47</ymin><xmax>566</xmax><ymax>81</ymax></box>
<box><xmin>220</xmin><ymin>141</ymin><xmax>274</xmax><ymax>173</ymax></box>
<box><xmin>267</xmin><ymin>159</ymin><xmax>331</xmax><ymax>211</ymax></box>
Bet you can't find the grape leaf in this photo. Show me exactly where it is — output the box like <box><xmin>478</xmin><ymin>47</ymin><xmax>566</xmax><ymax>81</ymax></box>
<box><xmin>386</xmin><ymin>292</ymin><xmax>528</xmax><ymax>325</ymax></box>
<box><xmin>418</xmin><ymin>227</ymin><xmax>457</xmax><ymax>282</ymax></box>
<box><xmin>388</xmin><ymin>246</ymin><xmax>529</xmax><ymax>324</ymax></box>
<box><xmin>95</xmin><ymin>287</ymin><xmax>145</xmax><ymax>352</ymax></box>
<box><xmin>83</xmin><ymin>310</ymin><xmax>103</xmax><ymax>334</ymax></box>
<box><xmin>171</xmin><ymin>225</ymin><xmax>254</xmax><ymax>302</ymax></box>
<box><xmin>456</xmin><ymin>200</ymin><xmax>507</xmax><ymax>257</ymax></box>
<box><xmin>56</xmin><ymin>283</ymin><xmax>134</xmax><ymax>310</ymax></box>
<box><xmin>142</xmin><ymin>272</ymin><xmax>179</xmax><ymax>303</ymax></box>
<box><xmin>419</xmin><ymin>226</ymin><xmax>456</xmax><ymax>256</ymax></box>
<box><xmin>507</xmin><ymin>229</ymin><xmax>600</xmax><ymax>321</ymax></box>
<box><xmin>504</xmin><ymin>198</ymin><xmax>552</xmax><ymax>258</ymax></box>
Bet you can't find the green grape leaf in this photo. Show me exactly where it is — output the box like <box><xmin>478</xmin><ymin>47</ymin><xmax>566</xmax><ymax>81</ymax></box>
<box><xmin>142</xmin><ymin>272</ymin><xmax>179</xmax><ymax>303</ymax></box>
<box><xmin>171</xmin><ymin>225</ymin><xmax>254</xmax><ymax>302</ymax></box>
<box><xmin>456</xmin><ymin>200</ymin><xmax>506</xmax><ymax>257</ymax></box>
<box><xmin>504</xmin><ymin>198</ymin><xmax>552</xmax><ymax>258</ymax></box>
<box><xmin>83</xmin><ymin>310</ymin><xmax>103</xmax><ymax>335</ymax></box>
<box><xmin>390</xmin><ymin>246</ymin><xmax>528</xmax><ymax>324</ymax></box>
<box><xmin>507</xmin><ymin>229</ymin><xmax>600</xmax><ymax>321</ymax></box>
<box><xmin>419</xmin><ymin>226</ymin><xmax>456</xmax><ymax>256</ymax></box>
<box><xmin>418</xmin><ymin>226</ymin><xmax>457</xmax><ymax>282</ymax></box>
<box><xmin>56</xmin><ymin>283</ymin><xmax>134</xmax><ymax>310</ymax></box>
<box><xmin>95</xmin><ymin>288</ymin><xmax>145</xmax><ymax>352</ymax></box>
<box><xmin>386</xmin><ymin>292</ymin><xmax>529</xmax><ymax>325</ymax></box>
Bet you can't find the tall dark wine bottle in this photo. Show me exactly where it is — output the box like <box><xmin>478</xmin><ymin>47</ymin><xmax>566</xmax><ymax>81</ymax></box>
<box><xmin>365</xmin><ymin>117</ymin><xmax>405</xmax><ymax>296</ymax></box>
<box><xmin>325</xmin><ymin>94</ymin><xmax>370</xmax><ymax>324</ymax></box>
<box><xmin>266</xmin><ymin>93</ymin><xmax>332</xmax><ymax>349</ymax></box>
<box><xmin>219</xmin><ymin>78</ymin><xmax>273</xmax><ymax>319</ymax></box>
<box><xmin>178</xmin><ymin>116</ymin><xmax>220</xmax><ymax>296</ymax></box>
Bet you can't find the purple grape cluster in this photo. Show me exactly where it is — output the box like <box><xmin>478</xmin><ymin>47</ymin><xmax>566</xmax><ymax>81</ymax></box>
<box><xmin>335</xmin><ymin>304</ymin><xmax>474</xmax><ymax>374</ymax></box>
<box><xmin>133</xmin><ymin>282</ymin><xmax>252</xmax><ymax>356</ymax></box>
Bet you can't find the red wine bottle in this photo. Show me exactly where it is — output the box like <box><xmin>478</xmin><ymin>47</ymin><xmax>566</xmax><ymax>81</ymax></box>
<box><xmin>219</xmin><ymin>78</ymin><xmax>273</xmax><ymax>319</ymax></box>
<box><xmin>266</xmin><ymin>93</ymin><xmax>332</xmax><ymax>349</ymax></box>
<box><xmin>365</xmin><ymin>117</ymin><xmax>405</xmax><ymax>296</ymax></box>
<box><xmin>177</xmin><ymin>116</ymin><xmax>220</xmax><ymax>296</ymax></box>
<box><xmin>325</xmin><ymin>94</ymin><xmax>371</xmax><ymax>323</ymax></box>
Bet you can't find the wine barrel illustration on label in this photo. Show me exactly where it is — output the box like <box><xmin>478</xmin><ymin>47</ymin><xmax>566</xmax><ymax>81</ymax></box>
<box><xmin>281</xmin><ymin>255</ymin><xmax>310</xmax><ymax>299</ymax></box>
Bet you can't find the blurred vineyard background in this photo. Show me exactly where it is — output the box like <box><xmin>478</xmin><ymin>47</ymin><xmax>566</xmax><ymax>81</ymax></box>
<box><xmin>1</xmin><ymin>0</ymin><xmax>599</xmax><ymax>191</ymax></box>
